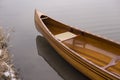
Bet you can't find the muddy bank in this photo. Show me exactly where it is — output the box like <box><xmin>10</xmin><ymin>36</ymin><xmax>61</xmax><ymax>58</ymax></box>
<box><xmin>0</xmin><ymin>27</ymin><xmax>20</xmax><ymax>80</ymax></box>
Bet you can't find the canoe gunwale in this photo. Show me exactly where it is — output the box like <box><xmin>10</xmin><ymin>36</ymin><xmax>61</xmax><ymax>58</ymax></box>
<box><xmin>34</xmin><ymin>9</ymin><xmax>120</xmax><ymax>79</ymax></box>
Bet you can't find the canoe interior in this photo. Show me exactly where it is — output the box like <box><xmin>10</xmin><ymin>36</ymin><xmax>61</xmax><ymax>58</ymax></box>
<box><xmin>41</xmin><ymin>16</ymin><xmax>120</xmax><ymax>76</ymax></box>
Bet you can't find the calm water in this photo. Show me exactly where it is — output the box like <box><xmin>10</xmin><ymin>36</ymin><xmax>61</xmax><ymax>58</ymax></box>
<box><xmin>0</xmin><ymin>0</ymin><xmax>120</xmax><ymax>80</ymax></box>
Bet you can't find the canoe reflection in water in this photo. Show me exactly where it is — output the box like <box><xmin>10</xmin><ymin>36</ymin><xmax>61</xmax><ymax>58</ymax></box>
<box><xmin>36</xmin><ymin>36</ymin><xmax>90</xmax><ymax>80</ymax></box>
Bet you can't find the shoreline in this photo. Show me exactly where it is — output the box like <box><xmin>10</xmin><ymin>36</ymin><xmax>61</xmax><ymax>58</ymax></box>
<box><xmin>0</xmin><ymin>27</ymin><xmax>20</xmax><ymax>80</ymax></box>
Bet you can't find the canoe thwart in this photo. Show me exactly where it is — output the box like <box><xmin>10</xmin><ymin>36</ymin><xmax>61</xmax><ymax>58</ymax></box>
<box><xmin>103</xmin><ymin>56</ymin><xmax>120</xmax><ymax>69</ymax></box>
<box><xmin>40</xmin><ymin>15</ymin><xmax>48</xmax><ymax>20</ymax></box>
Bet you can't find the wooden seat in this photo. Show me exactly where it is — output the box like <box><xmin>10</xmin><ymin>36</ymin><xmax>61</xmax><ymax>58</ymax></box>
<box><xmin>55</xmin><ymin>31</ymin><xmax>77</xmax><ymax>41</ymax></box>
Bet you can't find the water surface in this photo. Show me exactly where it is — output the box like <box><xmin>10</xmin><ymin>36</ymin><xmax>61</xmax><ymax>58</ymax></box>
<box><xmin>0</xmin><ymin>0</ymin><xmax>120</xmax><ymax>80</ymax></box>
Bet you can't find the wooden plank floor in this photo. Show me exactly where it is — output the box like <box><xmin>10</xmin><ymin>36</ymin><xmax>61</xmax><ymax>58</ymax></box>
<box><xmin>63</xmin><ymin>36</ymin><xmax>120</xmax><ymax>76</ymax></box>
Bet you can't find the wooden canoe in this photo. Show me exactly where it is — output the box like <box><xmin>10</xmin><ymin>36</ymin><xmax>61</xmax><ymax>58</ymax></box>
<box><xmin>34</xmin><ymin>9</ymin><xmax>120</xmax><ymax>80</ymax></box>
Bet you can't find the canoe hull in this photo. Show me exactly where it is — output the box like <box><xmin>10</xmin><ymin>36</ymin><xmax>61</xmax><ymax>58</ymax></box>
<box><xmin>34</xmin><ymin>10</ymin><xmax>120</xmax><ymax>80</ymax></box>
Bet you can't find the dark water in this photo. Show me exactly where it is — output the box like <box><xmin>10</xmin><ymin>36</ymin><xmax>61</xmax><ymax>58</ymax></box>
<box><xmin>0</xmin><ymin>0</ymin><xmax>120</xmax><ymax>80</ymax></box>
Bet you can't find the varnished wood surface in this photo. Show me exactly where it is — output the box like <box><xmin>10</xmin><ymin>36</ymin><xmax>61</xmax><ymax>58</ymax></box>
<box><xmin>34</xmin><ymin>9</ymin><xmax>120</xmax><ymax>80</ymax></box>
